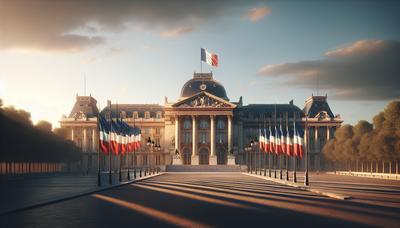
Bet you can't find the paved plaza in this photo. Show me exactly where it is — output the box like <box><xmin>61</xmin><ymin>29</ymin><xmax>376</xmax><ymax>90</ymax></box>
<box><xmin>1</xmin><ymin>173</ymin><xmax>399</xmax><ymax>227</ymax></box>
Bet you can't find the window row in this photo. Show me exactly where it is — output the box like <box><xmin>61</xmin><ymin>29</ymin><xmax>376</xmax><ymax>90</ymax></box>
<box><xmin>182</xmin><ymin>118</ymin><xmax>226</xmax><ymax>130</ymax></box>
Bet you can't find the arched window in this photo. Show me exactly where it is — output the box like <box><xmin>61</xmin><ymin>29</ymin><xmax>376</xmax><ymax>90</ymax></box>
<box><xmin>156</xmin><ymin>111</ymin><xmax>162</xmax><ymax>119</ymax></box>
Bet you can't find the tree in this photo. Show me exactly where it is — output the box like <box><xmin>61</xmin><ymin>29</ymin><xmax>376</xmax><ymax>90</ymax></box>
<box><xmin>53</xmin><ymin>127</ymin><xmax>70</xmax><ymax>140</ymax></box>
<box><xmin>36</xmin><ymin>120</ymin><xmax>52</xmax><ymax>132</ymax></box>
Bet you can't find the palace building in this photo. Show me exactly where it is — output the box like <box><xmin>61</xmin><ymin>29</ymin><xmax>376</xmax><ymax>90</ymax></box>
<box><xmin>60</xmin><ymin>72</ymin><xmax>342</xmax><ymax>171</ymax></box>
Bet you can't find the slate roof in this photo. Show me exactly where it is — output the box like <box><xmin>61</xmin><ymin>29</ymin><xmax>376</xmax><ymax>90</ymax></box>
<box><xmin>303</xmin><ymin>96</ymin><xmax>334</xmax><ymax>118</ymax></box>
<box><xmin>101</xmin><ymin>104</ymin><xmax>164</xmax><ymax>118</ymax></box>
<box><xmin>68</xmin><ymin>96</ymin><xmax>99</xmax><ymax>118</ymax></box>
<box><xmin>180</xmin><ymin>73</ymin><xmax>228</xmax><ymax>100</ymax></box>
<box><xmin>238</xmin><ymin>104</ymin><xmax>303</xmax><ymax>118</ymax></box>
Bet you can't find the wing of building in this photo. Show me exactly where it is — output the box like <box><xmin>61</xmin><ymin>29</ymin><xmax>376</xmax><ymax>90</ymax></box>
<box><xmin>60</xmin><ymin>72</ymin><xmax>342</xmax><ymax>171</ymax></box>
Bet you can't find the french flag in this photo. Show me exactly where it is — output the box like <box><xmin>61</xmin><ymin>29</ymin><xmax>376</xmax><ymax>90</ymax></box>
<box><xmin>286</xmin><ymin>125</ymin><xmax>293</xmax><ymax>156</ymax></box>
<box><xmin>98</xmin><ymin>114</ymin><xmax>110</xmax><ymax>155</ymax></box>
<box><xmin>259</xmin><ymin>128</ymin><xmax>265</xmax><ymax>152</ymax></box>
<box><xmin>280</xmin><ymin>124</ymin><xmax>287</xmax><ymax>155</ymax></box>
<box><xmin>269</xmin><ymin>125</ymin><xmax>275</xmax><ymax>153</ymax></box>
<box><xmin>264</xmin><ymin>127</ymin><xmax>270</xmax><ymax>153</ymax></box>
<box><xmin>201</xmin><ymin>48</ymin><xmax>218</xmax><ymax>67</ymax></box>
<box><xmin>275</xmin><ymin>125</ymin><xmax>281</xmax><ymax>154</ymax></box>
<box><xmin>110</xmin><ymin>120</ymin><xmax>120</xmax><ymax>155</ymax></box>
<box><xmin>293</xmin><ymin>122</ymin><xmax>304</xmax><ymax>158</ymax></box>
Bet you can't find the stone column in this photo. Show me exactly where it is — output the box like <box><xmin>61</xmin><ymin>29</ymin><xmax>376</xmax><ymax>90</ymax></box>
<box><xmin>326</xmin><ymin>126</ymin><xmax>330</xmax><ymax>141</ymax></box>
<box><xmin>228</xmin><ymin>115</ymin><xmax>232</xmax><ymax>154</ymax></box>
<box><xmin>174</xmin><ymin>117</ymin><xmax>180</xmax><ymax>152</ymax></box>
<box><xmin>192</xmin><ymin>116</ymin><xmax>197</xmax><ymax>156</ymax></box>
<box><xmin>83</xmin><ymin>128</ymin><xmax>88</xmax><ymax>152</ymax></box>
<box><xmin>92</xmin><ymin>128</ymin><xmax>96</xmax><ymax>152</ymax></box>
<box><xmin>210</xmin><ymin>115</ymin><xmax>215</xmax><ymax>157</ymax></box>
<box><xmin>314</xmin><ymin>126</ymin><xmax>318</xmax><ymax>153</ymax></box>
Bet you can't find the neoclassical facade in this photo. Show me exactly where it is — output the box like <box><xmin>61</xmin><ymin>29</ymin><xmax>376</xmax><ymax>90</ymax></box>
<box><xmin>60</xmin><ymin>72</ymin><xmax>342</xmax><ymax>171</ymax></box>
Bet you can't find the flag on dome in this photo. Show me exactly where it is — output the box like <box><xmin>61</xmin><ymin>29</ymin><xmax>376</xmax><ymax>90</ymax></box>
<box><xmin>98</xmin><ymin>114</ymin><xmax>110</xmax><ymax>155</ymax></box>
<box><xmin>201</xmin><ymin>48</ymin><xmax>218</xmax><ymax>67</ymax></box>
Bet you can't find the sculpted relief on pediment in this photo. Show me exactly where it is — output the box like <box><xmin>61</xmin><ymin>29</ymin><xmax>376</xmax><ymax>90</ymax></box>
<box><xmin>177</xmin><ymin>95</ymin><xmax>231</xmax><ymax>108</ymax></box>
<box><xmin>73</xmin><ymin>111</ymin><xmax>87</xmax><ymax>120</ymax></box>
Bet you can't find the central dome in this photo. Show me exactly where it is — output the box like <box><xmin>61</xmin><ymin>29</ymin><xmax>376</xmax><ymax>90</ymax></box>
<box><xmin>180</xmin><ymin>73</ymin><xmax>229</xmax><ymax>100</ymax></box>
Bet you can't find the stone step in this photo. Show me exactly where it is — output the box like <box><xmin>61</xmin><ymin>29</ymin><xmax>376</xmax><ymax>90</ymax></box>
<box><xmin>166</xmin><ymin>165</ymin><xmax>242</xmax><ymax>172</ymax></box>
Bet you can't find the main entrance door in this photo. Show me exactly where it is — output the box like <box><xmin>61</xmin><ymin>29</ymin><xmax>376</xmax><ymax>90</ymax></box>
<box><xmin>199</xmin><ymin>148</ymin><xmax>209</xmax><ymax>165</ymax></box>
<box><xmin>183</xmin><ymin>148</ymin><xmax>191</xmax><ymax>165</ymax></box>
<box><xmin>217</xmin><ymin>148</ymin><xmax>227</xmax><ymax>165</ymax></box>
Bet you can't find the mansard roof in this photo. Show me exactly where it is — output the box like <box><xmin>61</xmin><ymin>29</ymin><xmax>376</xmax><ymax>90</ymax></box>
<box><xmin>303</xmin><ymin>95</ymin><xmax>334</xmax><ymax>118</ymax></box>
<box><xmin>239</xmin><ymin>103</ymin><xmax>303</xmax><ymax>117</ymax></box>
<box><xmin>68</xmin><ymin>95</ymin><xmax>99</xmax><ymax>119</ymax></box>
<box><xmin>101</xmin><ymin>104</ymin><xmax>164</xmax><ymax>118</ymax></box>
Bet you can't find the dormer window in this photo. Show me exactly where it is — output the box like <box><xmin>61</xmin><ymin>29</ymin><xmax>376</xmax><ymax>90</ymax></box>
<box><xmin>145</xmin><ymin>111</ymin><xmax>150</xmax><ymax>119</ymax></box>
<box><xmin>133</xmin><ymin>112</ymin><xmax>138</xmax><ymax>119</ymax></box>
<box><xmin>156</xmin><ymin>111</ymin><xmax>162</xmax><ymax>119</ymax></box>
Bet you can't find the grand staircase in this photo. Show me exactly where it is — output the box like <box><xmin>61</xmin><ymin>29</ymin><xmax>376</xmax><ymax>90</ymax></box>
<box><xmin>165</xmin><ymin>165</ymin><xmax>243</xmax><ymax>172</ymax></box>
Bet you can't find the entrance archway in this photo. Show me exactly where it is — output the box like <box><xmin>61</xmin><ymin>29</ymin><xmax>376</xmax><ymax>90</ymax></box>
<box><xmin>199</xmin><ymin>148</ymin><xmax>209</xmax><ymax>165</ymax></box>
<box><xmin>182</xmin><ymin>148</ymin><xmax>191</xmax><ymax>165</ymax></box>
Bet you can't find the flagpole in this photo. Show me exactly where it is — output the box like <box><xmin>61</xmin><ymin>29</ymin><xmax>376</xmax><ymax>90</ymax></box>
<box><xmin>117</xmin><ymin>103</ymin><xmax>122</xmax><ymax>183</ymax></box>
<box><xmin>133</xmin><ymin>118</ymin><xmax>137</xmax><ymax>179</ymax></box>
<box><xmin>108</xmin><ymin>101</ymin><xmax>112</xmax><ymax>185</ymax></box>
<box><xmin>293</xmin><ymin>112</ymin><xmax>297</xmax><ymax>183</ymax></box>
<box><xmin>127</xmin><ymin>119</ymin><xmax>131</xmax><ymax>181</ymax></box>
<box><xmin>305</xmin><ymin>114</ymin><xmax>309</xmax><ymax>186</ymax></box>
<box><xmin>274</xmin><ymin>104</ymin><xmax>277</xmax><ymax>179</ymax></box>
<box><xmin>286</xmin><ymin>112</ymin><xmax>289</xmax><ymax>181</ymax></box>
<box><xmin>279</xmin><ymin>114</ymin><xmax>283</xmax><ymax>180</ymax></box>
<box><xmin>263</xmin><ymin>114</ymin><xmax>267</xmax><ymax>176</ymax></box>
<box><xmin>269</xmin><ymin>116</ymin><xmax>272</xmax><ymax>177</ymax></box>
<box><xmin>97</xmin><ymin>105</ymin><xmax>101</xmax><ymax>186</ymax></box>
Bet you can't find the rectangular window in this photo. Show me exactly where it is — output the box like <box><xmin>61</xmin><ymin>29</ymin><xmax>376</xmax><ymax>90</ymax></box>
<box><xmin>183</xmin><ymin>132</ymin><xmax>192</xmax><ymax>143</ymax></box>
<box><xmin>156</xmin><ymin>128</ymin><xmax>161</xmax><ymax>134</ymax></box>
<box><xmin>216</xmin><ymin>132</ymin><xmax>225</xmax><ymax>143</ymax></box>
<box><xmin>199</xmin><ymin>132</ymin><xmax>208</xmax><ymax>143</ymax></box>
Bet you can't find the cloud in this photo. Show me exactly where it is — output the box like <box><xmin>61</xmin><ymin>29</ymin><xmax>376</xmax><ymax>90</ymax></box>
<box><xmin>244</xmin><ymin>6</ymin><xmax>271</xmax><ymax>22</ymax></box>
<box><xmin>80</xmin><ymin>47</ymin><xmax>127</xmax><ymax>64</ymax></box>
<box><xmin>160</xmin><ymin>27</ymin><xmax>193</xmax><ymax>38</ymax></box>
<box><xmin>0</xmin><ymin>0</ymin><xmax>264</xmax><ymax>52</ymax></box>
<box><xmin>259</xmin><ymin>40</ymin><xmax>400</xmax><ymax>101</ymax></box>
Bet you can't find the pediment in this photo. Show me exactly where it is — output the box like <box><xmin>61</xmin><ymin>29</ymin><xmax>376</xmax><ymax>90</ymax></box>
<box><xmin>73</xmin><ymin>111</ymin><xmax>87</xmax><ymax>120</ymax></box>
<box><xmin>315</xmin><ymin>111</ymin><xmax>331</xmax><ymax>120</ymax></box>
<box><xmin>172</xmin><ymin>92</ymin><xmax>236</xmax><ymax>108</ymax></box>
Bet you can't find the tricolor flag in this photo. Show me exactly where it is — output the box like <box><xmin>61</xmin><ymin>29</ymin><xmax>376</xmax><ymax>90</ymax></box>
<box><xmin>98</xmin><ymin>114</ymin><xmax>110</xmax><ymax>155</ymax></box>
<box><xmin>259</xmin><ymin>128</ymin><xmax>265</xmax><ymax>152</ymax></box>
<box><xmin>269</xmin><ymin>125</ymin><xmax>275</xmax><ymax>153</ymax></box>
<box><xmin>264</xmin><ymin>127</ymin><xmax>270</xmax><ymax>153</ymax></box>
<box><xmin>110</xmin><ymin>120</ymin><xmax>120</xmax><ymax>155</ymax></box>
<box><xmin>201</xmin><ymin>48</ymin><xmax>218</xmax><ymax>67</ymax></box>
<box><xmin>286</xmin><ymin>125</ymin><xmax>293</xmax><ymax>156</ymax></box>
<box><xmin>280</xmin><ymin>124</ymin><xmax>286</xmax><ymax>154</ymax></box>
<box><xmin>293</xmin><ymin>121</ymin><xmax>304</xmax><ymax>158</ymax></box>
<box><xmin>275</xmin><ymin>125</ymin><xmax>282</xmax><ymax>154</ymax></box>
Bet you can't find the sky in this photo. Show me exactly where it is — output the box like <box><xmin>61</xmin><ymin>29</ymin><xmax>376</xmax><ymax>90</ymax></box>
<box><xmin>0</xmin><ymin>0</ymin><xmax>399</xmax><ymax>128</ymax></box>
